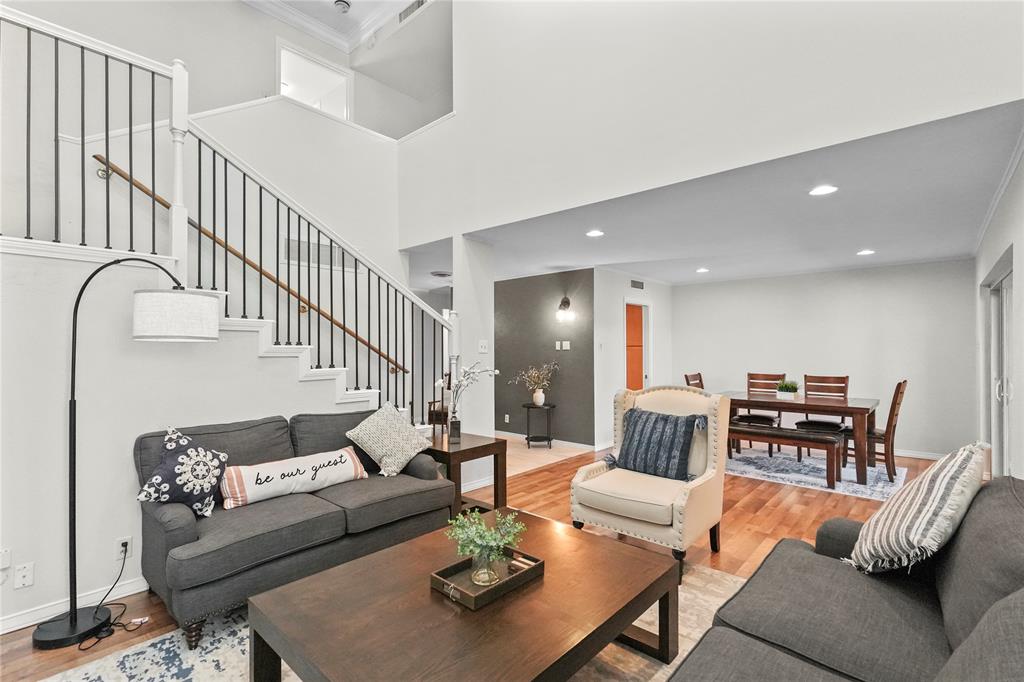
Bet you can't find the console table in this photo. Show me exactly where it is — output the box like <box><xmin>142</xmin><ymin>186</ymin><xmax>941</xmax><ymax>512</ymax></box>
<box><xmin>425</xmin><ymin>433</ymin><xmax>507</xmax><ymax>517</ymax></box>
<box><xmin>522</xmin><ymin>402</ymin><xmax>555</xmax><ymax>448</ymax></box>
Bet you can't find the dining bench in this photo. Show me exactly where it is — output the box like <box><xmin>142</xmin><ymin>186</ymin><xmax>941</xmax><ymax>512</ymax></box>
<box><xmin>728</xmin><ymin>424</ymin><xmax>844</xmax><ymax>488</ymax></box>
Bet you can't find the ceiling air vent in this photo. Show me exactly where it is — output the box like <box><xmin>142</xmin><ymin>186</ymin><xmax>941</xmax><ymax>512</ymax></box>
<box><xmin>630</xmin><ymin>280</ymin><xmax>645</xmax><ymax>290</ymax></box>
<box><xmin>399</xmin><ymin>0</ymin><xmax>426</xmax><ymax>23</ymax></box>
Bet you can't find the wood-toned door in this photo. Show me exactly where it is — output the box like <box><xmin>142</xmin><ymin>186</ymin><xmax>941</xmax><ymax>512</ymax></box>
<box><xmin>626</xmin><ymin>304</ymin><xmax>645</xmax><ymax>390</ymax></box>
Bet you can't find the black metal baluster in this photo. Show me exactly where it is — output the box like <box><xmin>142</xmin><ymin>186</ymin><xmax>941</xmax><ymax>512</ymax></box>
<box><xmin>433</xmin><ymin>318</ymin><xmax>438</xmax><ymax>414</ymax></box>
<box><xmin>241</xmin><ymin>174</ymin><xmax>247</xmax><ymax>318</ymax></box>
<box><xmin>408</xmin><ymin>296</ymin><xmax>414</xmax><ymax>420</ymax></box>
<box><xmin>149</xmin><ymin>71</ymin><xmax>155</xmax><ymax>254</ymax></box>
<box><xmin>367</xmin><ymin>265</ymin><xmax>371</xmax><ymax>389</ymax></box>
<box><xmin>329</xmin><ymin>240</ymin><xmax>334</xmax><ymax>369</ymax></box>
<box><xmin>211</xmin><ymin>151</ymin><xmax>217</xmax><ymax>290</ymax></box>
<box><xmin>307</xmin><ymin>220</ymin><xmax>312</xmax><ymax>354</ymax></box>
<box><xmin>127</xmin><ymin>63</ymin><xmax>133</xmax><ymax>251</ymax></box>
<box><xmin>53</xmin><ymin>37</ymin><xmax>60</xmax><ymax>243</ymax></box>
<box><xmin>316</xmin><ymin>229</ymin><xmax>322</xmax><ymax>369</ymax></box>
<box><xmin>377</xmin><ymin>274</ymin><xmax>382</xmax><ymax>407</ymax></box>
<box><xmin>275</xmin><ymin>199</ymin><xmax>281</xmax><ymax>344</ymax></box>
<box><xmin>258</xmin><ymin>187</ymin><xmax>264</xmax><ymax>319</ymax></box>
<box><xmin>285</xmin><ymin>208</ymin><xmax>291</xmax><ymax>344</ymax></box>
<box><xmin>401</xmin><ymin>294</ymin><xmax>406</xmax><ymax>408</ymax></box>
<box><xmin>296</xmin><ymin>217</ymin><xmax>302</xmax><ymax>345</ymax></box>
<box><xmin>79</xmin><ymin>46</ymin><xmax>85</xmax><ymax>246</ymax></box>
<box><xmin>103</xmin><ymin>55</ymin><xmax>109</xmax><ymax>248</ymax></box>
<box><xmin>354</xmin><ymin>257</ymin><xmax>359</xmax><ymax>387</ymax></box>
<box><xmin>341</xmin><ymin>248</ymin><xmax>347</xmax><ymax>371</ymax></box>
<box><xmin>196</xmin><ymin>140</ymin><xmax>202</xmax><ymax>287</ymax></box>
<box><xmin>223</xmin><ymin>157</ymin><xmax>228</xmax><ymax>316</ymax></box>
<box><xmin>25</xmin><ymin>29</ymin><xmax>31</xmax><ymax>239</ymax></box>
<box><xmin>385</xmin><ymin>282</ymin><xmax>391</xmax><ymax>404</ymax></box>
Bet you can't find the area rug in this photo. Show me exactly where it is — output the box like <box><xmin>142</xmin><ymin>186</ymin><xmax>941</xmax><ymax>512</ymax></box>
<box><xmin>726</xmin><ymin>447</ymin><xmax>907</xmax><ymax>501</ymax></box>
<box><xmin>46</xmin><ymin>565</ymin><xmax>744</xmax><ymax>682</ymax></box>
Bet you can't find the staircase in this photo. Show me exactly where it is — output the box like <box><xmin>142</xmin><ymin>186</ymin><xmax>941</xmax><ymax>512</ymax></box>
<box><xmin>0</xmin><ymin>7</ymin><xmax>451</xmax><ymax>424</ymax></box>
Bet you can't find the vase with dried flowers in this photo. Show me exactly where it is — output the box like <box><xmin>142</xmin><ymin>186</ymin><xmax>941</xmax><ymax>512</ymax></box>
<box><xmin>437</xmin><ymin>362</ymin><xmax>499</xmax><ymax>442</ymax></box>
<box><xmin>508</xmin><ymin>362</ymin><xmax>559</xmax><ymax>406</ymax></box>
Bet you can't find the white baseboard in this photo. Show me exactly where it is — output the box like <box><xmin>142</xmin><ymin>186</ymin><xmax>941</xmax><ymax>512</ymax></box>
<box><xmin>493</xmin><ymin>430</ymin><xmax>594</xmax><ymax>451</ymax></box>
<box><xmin>1</xmin><ymin>576</ymin><xmax>150</xmax><ymax>635</ymax></box>
<box><xmin>896</xmin><ymin>449</ymin><xmax>944</xmax><ymax>460</ymax></box>
<box><xmin>461</xmin><ymin>475</ymin><xmax>494</xmax><ymax>493</ymax></box>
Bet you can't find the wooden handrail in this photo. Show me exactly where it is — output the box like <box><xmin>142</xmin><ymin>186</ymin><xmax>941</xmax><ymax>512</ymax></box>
<box><xmin>94</xmin><ymin>154</ymin><xmax>409</xmax><ymax>374</ymax></box>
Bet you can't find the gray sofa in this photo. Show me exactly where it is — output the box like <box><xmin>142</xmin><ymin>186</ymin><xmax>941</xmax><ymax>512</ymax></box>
<box><xmin>133</xmin><ymin>411</ymin><xmax>454</xmax><ymax>648</ymax></box>
<box><xmin>673</xmin><ymin>476</ymin><xmax>1024</xmax><ymax>681</ymax></box>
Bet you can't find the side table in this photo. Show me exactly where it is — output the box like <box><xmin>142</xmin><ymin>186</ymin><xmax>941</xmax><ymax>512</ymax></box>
<box><xmin>522</xmin><ymin>403</ymin><xmax>555</xmax><ymax>449</ymax></box>
<box><xmin>425</xmin><ymin>433</ymin><xmax>507</xmax><ymax>517</ymax></box>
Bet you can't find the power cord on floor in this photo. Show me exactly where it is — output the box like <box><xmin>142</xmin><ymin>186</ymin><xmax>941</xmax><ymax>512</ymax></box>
<box><xmin>77</xmin><ymin>542</ymin><xmax>144</xmax><ymax>651</ymax></box>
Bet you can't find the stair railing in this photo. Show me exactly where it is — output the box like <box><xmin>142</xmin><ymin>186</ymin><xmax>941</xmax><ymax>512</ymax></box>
<box><xmin>0</xmin><ymin>7</ymin><xmax>188</xmax><ymax>273</ymax></box>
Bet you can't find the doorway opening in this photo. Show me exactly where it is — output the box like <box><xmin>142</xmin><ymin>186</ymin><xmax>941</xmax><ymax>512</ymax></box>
<box><xmin>989</xmin><ymin>270</ymin><xmax>1013</xmax><ymax>477</ymax></box>
<box><xmin>277</xmin><ymin>43</ymin><xmax>353</xmax><ymax>120</ymax></box>
<box><xmin>625</xmin><ymin>303</ymin><xmax>649</xmax><ymax>390</ymax></box>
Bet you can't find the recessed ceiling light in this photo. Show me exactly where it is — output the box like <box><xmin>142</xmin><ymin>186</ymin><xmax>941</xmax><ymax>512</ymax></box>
<box><xmin>809</xmin><ymin>184</ymin><xmax>838</xmax><ymax>196</ymax></box>
<box><xmin>585</xmin><ymin>229</ymin><xmax>604</xmax><ymax>238</ymax></box>
<box><xmin>696</xmin><ymin>267</ymin><xmax>710</xmax><ymax>273</ymax></box>
<box><xmin>430</xmin><ymin>270</ymin><xmax>452</xmax><ymax>278</ymax></box>
<box><xmin>856</xmin><ymin>249</ymin><xmax>875</xmax><ymax>256</ymax></box>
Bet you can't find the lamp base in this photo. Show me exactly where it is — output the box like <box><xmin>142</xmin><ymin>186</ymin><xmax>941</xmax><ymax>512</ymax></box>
<box><xmin>32</xmin><ymin>606</ymin><xmax>112</xmax><ymax>650</ymax></box>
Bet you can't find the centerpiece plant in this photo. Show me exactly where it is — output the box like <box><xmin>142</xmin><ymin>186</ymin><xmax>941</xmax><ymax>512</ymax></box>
<box><xmin>446</xmin><ymin>510</ymin><xmax>527</xmax><ymax>586</ymax></box>
<box><xmin>776</xmin><ymin>379</ymin><xmax>799</xmax><ymax>400</ymax></box>
<box><xmin>508</xmin><ymin>361</ymin><xmax>559</xmax><ymax>406</ymax></box>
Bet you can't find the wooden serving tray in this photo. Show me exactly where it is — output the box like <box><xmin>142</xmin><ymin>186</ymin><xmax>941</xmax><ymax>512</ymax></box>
<box><xmin>430</xmin><ymin>547</ymin><xmax>544</xmax><ymax>610</ymax></box>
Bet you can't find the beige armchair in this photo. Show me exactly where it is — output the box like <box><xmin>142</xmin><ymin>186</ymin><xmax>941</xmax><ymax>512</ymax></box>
<box><xmin>570</xmin><ymin>386</ymin><xmax>730</xmax><ymax>578</ymax></box>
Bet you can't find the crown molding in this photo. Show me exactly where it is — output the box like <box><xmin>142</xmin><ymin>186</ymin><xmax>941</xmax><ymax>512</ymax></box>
<box><xmin>242</xmin><ymin>0</ymin><xmax>353</xmax><ymax>53</ymax></box>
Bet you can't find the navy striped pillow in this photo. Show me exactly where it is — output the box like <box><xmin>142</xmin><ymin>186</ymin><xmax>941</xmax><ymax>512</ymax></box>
<box><xmin>617</xmin><ymin>408</ymin><xmax>699</xmax><ymax>481</ymax></box>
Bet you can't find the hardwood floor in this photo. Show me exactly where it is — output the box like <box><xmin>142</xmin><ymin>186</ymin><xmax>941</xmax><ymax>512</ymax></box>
<box><xmin>0</xmin><ymin>449</ymin><xmax>930</xmax><ymax>680</ymax></box>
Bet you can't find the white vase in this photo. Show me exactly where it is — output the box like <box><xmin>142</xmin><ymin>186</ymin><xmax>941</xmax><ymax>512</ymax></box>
<box><xmin>532</xmin><ymin>389</ymin><xmax>545</xmax><ymax>406</ymax></box>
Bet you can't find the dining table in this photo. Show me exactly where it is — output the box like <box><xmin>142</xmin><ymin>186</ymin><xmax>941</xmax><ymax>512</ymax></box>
<box><xmin>721</xmin><ymin>390</ymin><xmax>880</xmax><ymax>485</ymax></box>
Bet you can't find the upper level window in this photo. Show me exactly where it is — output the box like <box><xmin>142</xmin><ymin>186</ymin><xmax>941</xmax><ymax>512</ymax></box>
<box><xmin>278</xmin><ymin>44</ymin><xmax>352</xmax><ymax>120</ymax></box>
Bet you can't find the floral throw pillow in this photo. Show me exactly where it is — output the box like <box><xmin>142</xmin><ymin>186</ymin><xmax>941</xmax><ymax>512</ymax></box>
<box><xmin>137</xmin><ymin>427</ymin><xmax>229</xmax><ymax>517</ymax></box>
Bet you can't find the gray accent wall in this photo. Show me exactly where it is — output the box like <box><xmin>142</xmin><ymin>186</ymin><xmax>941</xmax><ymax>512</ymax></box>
<box><xmin>494</xmin><ymin>269</ymin><xmax>595</xmax><ymax>445</ymax></box>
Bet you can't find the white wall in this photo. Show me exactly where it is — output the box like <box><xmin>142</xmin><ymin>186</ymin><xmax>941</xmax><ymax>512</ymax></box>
<box><xmin>671</xmin><ymin>260</ymin><xmax>979</xmax><ymax>456</ymax></box>
<box><xmin>0</xmin><ymin>251</ymin><xmax>363</xmax><ymax>631</ymax></box>
<box><xmin>352</xmin><ymin>73</ymin><xmax>436</xmax><ymax>141</ymax></box>
<box><xmin>5</xmin><ymin>0</ymin><xmax>350</xmax><ymax>114</ymax></box>
<box><xmin>398</xmin><ymin>1</ymin><xmax>1023</xmax><ymax>249</ymax></box>
<box><xmin>191</xmin><ymin>97</ymin><xmax>403</xmax><ymax>279</ymax></box>
<box><xmin>975</xmin><ymin>147</ymin><xmax>1024</xmax><ymax>477</ymax></box>
<box><xmin>593</xmin><ymin>268</ymin><xmax>675</xmax><ymax>449</ymax></box>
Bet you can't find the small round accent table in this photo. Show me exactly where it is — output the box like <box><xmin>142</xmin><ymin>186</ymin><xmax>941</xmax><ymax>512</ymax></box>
<box><xmin>522</xmin><ymin>403</ymin><xmax>555</xmax><ymax>449</ymax></box>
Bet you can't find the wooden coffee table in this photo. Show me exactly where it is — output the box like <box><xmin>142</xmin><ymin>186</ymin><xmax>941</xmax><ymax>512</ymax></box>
<box><xmin>249</xmin><ymin>510</ymin><xmax>679</xmax><ymax>681</ymax></box>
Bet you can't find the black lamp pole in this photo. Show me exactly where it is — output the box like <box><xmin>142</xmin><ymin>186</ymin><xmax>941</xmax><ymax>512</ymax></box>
<box><xmin>33</xmin><ymin>257</ymin><xmax>183</xmax><ymax>650</ymax></box>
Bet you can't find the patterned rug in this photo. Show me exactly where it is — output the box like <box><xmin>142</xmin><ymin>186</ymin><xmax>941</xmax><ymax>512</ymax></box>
<box><xmin>726</xmin><ymin>446</ymin><xmax>907</xmax><ymax>501</ymax></box>
<box><xmin>46</xmin><ymin>565</ymin><xmax>744</xmax><ymax>682</ymax></box>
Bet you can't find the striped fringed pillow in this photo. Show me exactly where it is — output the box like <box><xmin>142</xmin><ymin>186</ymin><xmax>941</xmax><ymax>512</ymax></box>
<box><xmin>616</xmin><ymin>408</ymin><xmax>706</xmax><ymax>481</ymax></box>
<box><xmin>847</xmin><ymin>442</ymin><xmax>987</xmax><ymax>573</ymax></box>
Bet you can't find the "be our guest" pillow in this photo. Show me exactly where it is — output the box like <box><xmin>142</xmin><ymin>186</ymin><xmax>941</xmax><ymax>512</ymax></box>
<box><xmin>220</xmin><ymin>446</ymin><xmax>367</xmax><ymax>510</ymax></box>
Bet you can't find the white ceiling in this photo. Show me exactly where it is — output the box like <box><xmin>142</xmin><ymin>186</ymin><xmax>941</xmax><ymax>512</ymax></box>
<box><xmin>405</xmin><ymin>237</ymin><xmax>452</xmax><ymax>291</ymax></box>
<box><xmin>244</xmin><ymin>0</ymin><xmax>407</xmax><ymax>52</ymax></box>
<box><xmin>462</xmin><ymin>101</ymin><xmax>1024</xmax><ymax>286</ymax></box>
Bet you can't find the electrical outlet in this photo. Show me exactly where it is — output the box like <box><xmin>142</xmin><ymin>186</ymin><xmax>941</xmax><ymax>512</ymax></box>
<box><xmin>504</xmin><ymin>414</ymin><xmax>510</xmax><ymax>423</ymax></box>
<box><xmin>477</xmin><ymin>340</ymin><xmax>489</xmax><ymax>354</ymax></box>
<box><xmin>0</xmin><ymin>548</ymin><xmax>10</xmax><ymax>570</ymax></box>
<box><xmin>14</xmin><ymin>562</ymin><xmax>33</xmax><ymax>589</ymax></box>
<box><xmin>116</xmin><ymin>536</ymin><xmax>133</xmax><ymax>562</ymax></box>
<box><xmin>562</xmin><ymin>341</ymin><xmax>571</xmax><ymax>351</ymax></box>
<box><xmin>555</xmin><ymin>341</ymin><xmax>561</xmax><ymax>350</ymax></box>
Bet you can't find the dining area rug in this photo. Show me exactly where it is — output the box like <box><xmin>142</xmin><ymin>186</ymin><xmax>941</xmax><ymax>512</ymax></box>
<box><xmin>726</xmin><ymin>446</ymin><xmax>907</xmax><ymax>501</ymax></box>
<box><xmin>45</xmin><ymin>564</ymin><xmax>745</xmax><ymax>682</ymax></box>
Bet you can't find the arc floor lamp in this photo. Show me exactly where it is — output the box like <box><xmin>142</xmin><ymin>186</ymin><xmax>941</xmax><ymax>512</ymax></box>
<box><xmin>32</xmin><ymin>257</ymin><xmax>219</xmax><ymax>650</ymax></box>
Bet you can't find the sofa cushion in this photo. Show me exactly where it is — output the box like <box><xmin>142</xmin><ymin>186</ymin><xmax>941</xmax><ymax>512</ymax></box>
<box><xmin>715</xmin><ymin>539</ymin><xmax>950</xmax><ymax>682</ymax></box>
<box><xmin>166</xmin><ymin>493</ymin><xmax>346</xmax><ymax>590</ymax></box>
<box><xmin>289</xmin><ymin>411</ymin><xmax>380</xmax><ymax>473</ymax></box>
<box><xmin>935</xmin><ymin>588</ymin><xmax>1024</xmax><ymax>681</ymax></box>
<box><xmin>135</xmin><ymin>416</ymin><xmax>293</xmax><ymax>486</ymax></box>
<box><xmin>933</xmin><ymin>476</ymin><xmax>1024</xmax><ymax>649</ymax></box>
<box><xmin>574</xmin><ymin>468</ymin><xmax>683</xmax><ymax>525</ymax></box>
<box><xmin>314</xmin><ymin>474</ymin><xmax>454</xmax><ymax>533</ymax></box>
<box><xmin>671</xmin><ymin>627</ymin><xmax>845</xmax><ymax>682</ymax></box>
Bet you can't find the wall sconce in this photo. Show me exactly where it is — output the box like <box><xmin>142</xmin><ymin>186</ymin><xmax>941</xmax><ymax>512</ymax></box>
<box><xmin>556</xmin><ymin>296</ymin><xmax>576</xmax><ymax>322</ymax></box>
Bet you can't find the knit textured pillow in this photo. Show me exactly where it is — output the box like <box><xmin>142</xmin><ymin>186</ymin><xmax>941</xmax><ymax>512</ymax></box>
<box><xmin>847</xmin><ymin>442</ymin><xmax>987</xmax><ymax>573</ymax></box>
<box><xmin>346</xmin><ymin>403</ymin><xmax>431</xmax><ymax>476</ymax></box>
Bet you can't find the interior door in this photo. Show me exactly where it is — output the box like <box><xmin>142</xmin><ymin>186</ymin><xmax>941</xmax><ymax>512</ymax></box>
<box><xmin>626</xmin><ymin>304</ymin><xmax>645</xmax><ymax>390</ymax></box>
<box><xmin>991</xmin><ymin>272</ymin><xmax>1012</xmax><ymax>477</ymax></box>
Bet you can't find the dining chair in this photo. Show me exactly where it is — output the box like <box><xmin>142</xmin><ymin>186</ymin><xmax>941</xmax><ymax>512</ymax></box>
<box><xmin>842</xmin><ymin>380</ymin><xmax>908</xmax><ymax>482</ymax></box>
<box><xmin>684</xmin><ymin>373</ymin><xmax>704</xmax><ymax>389</ymax></box>
<box><xmin>794</xmin><ymin>375</ymin><xmax>849</xmax><ymax>462</ymax></box>
<box><xmin>731</xmin><ymin>372</ymin><xmax>784</xmax><ymax>455</ymax></box>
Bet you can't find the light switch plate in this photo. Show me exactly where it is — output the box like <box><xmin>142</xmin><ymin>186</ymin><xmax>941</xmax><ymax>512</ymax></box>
<box><xmin>555</xmin><ymin>341</ymin><xmax>562</xmax><ymax>350</ymax></box>
<box><xmin>562</xmin><ymin>341</ymin><xmax>571</xmax><ymax>350</ymax></box>
<box><xmin>477</xmin><ymin>340</ymin><xmax>488</xmax><ymax>354</ymax></box>
<box><xmin>0</xmin><ymin>548</ymin><xmax>10</xmax><ymax>570</ymax></box>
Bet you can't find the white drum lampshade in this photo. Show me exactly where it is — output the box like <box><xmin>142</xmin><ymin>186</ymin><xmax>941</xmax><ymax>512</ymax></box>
<box><xmin>132</xmin><ymin>289</ymin><xmax>220</xmax><ymax>342</ymax></box>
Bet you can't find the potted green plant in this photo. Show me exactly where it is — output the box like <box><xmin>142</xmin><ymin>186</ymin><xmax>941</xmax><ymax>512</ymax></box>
<box><xmin>445</xmin><ymin>510</ymin><xmax>527</xmax><ymax>586</ymax></box>
<box><xmin>776</xmin><ymin>379</ymin><xmax>799</xmax><ymax>400</ymax></box>
<box><xmin>508</xmin><ymin>362</ymin><xmax>559</xmax><ymax>406</ymax></box>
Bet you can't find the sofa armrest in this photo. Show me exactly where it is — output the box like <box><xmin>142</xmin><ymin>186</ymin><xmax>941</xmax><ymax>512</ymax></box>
<box><xmin>814</xmin><ymin>517</ymin><xmax>863</xmax><ymax>560</ymax></box>
<box><xmin>141</xmin><ymin>501</ymin><xmax>198</xmax><ymax>547</ymax></box>
<box><xmin>403</xmin><ymin>452</ymin><xmax>442</xmax><ymax>481</ymax></box>
<box><xmin>572</xmin><ymin>460</ymin><xmax>611</xmax><ymax>486</ymax></box>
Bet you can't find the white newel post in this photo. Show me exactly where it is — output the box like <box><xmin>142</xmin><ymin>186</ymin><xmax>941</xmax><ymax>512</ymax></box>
<box><xmin>169</xmin><ymin>59</ymin><xmax>189</xmax><ymax>281</ymax></box>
